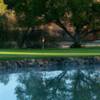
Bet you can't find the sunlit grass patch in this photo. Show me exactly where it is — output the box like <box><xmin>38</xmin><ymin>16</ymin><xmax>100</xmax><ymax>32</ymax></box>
<box><xmin>0</xmin><ymin>47</ymin><xmax>100</xmax><ymax>60</ymax></box>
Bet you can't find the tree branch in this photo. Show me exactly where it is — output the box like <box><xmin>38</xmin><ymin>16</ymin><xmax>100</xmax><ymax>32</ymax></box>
<box><xmin>82</xmin><ymin>29</ymin><xmax>100</xmax><ymax>38</ymax></box>
<box><xmin>55</xmin><ymin>19</ymin><xmax>75</xmax><ymax>41</ymax></box>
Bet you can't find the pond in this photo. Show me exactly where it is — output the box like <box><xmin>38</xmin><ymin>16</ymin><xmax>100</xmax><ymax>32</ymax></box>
<box><xmin>0</xmin><ymin>57</ymin><xmax>100</xmax><ymax>100</ymax></box>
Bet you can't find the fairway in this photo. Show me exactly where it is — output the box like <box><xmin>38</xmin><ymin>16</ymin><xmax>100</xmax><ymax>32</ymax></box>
<box><xmin>0</xmin><ymin>47</ymin><xmax>100</xmax><ymax>60</ymax></box>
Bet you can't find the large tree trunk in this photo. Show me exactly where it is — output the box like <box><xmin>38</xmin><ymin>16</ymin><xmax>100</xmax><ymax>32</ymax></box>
<box><xmin>70</xmin><ymin>42</ymin><xmax>82</xmax><ymax>48</ymax></box>
<box><xmin>70</xmin><ymin>32</ymin><xmax>82</xmax><ymax>48</ymax></box>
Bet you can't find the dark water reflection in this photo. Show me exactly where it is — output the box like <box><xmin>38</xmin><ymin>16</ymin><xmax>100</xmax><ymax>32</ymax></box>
<box><xmin>0</xmin><ymin>57</ymin><xmax>100</xmax><ymax>100</ymax></box>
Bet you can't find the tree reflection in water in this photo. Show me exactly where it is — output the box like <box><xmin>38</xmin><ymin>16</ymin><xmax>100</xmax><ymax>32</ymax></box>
<box><xmin>15</xmin><ymin>70</ymin><xmax>100</xmax><ymax>100</ymax></box>
<box><xmin>0</xmin><ymin>74</ymin><xmax>9</xmax><ymax>85</ymax></box>
<box><xmin>15</xmin><ymin>71</ymin><xmax>67</xmax><ymax>100</ymax></box>
<box><xmin>72</xmin><ymin>70</ymin><xmax>100</xmax><ymax>100</ymax></box>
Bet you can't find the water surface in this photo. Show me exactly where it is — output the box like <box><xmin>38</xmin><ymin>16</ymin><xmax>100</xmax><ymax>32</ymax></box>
<box><xmin>0</xmin><ymin>57</ymin><xmax>100</xmax><ymax>100</ymax></box>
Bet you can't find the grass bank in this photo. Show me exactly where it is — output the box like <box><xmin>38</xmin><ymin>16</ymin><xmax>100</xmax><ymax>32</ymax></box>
<box><xmin>0</xmin><ymin>47</ymin><xmax>100</xmax><ymax>60</ymax></box>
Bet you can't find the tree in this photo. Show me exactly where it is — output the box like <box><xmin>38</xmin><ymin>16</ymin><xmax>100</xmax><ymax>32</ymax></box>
<box><xmin>0</xmin><ymin>0</ymin><xmax>7</xmax><ymax>15</ymax></box>
<box><xmin>6</xmin><ymin>0</ymin><xmax>100</xmax><ymax>47</ymax></box>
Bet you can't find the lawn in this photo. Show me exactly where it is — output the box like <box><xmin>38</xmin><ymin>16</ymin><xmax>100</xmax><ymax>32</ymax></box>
<box><xmin>0</xmin><ymin>47</ymin><xmax>100</xmax><ymax>60</ymax></box>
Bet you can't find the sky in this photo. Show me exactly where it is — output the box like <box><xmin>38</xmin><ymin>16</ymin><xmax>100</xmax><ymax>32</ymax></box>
<box><xmin>0</xmin><ymin>74</ymin><xmax>18</xmax><ymax>100</ymax></box>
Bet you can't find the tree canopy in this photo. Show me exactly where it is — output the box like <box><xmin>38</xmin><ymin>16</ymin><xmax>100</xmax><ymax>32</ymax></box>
<box><xmin>5</xmin><ymin>0</ymin><xmax>100</xmax><ymax>47</ymax></box>
<box><xmin>6</xmin><ymin>0</ymin><xmax>100</xmax><ymax>26</ymax></box>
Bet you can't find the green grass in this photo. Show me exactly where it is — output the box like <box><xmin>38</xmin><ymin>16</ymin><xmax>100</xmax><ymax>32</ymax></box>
<box><xmin>0</xmin><ymin>47</ymin><xmax>100</xmax><ymax>60</ymax></box>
